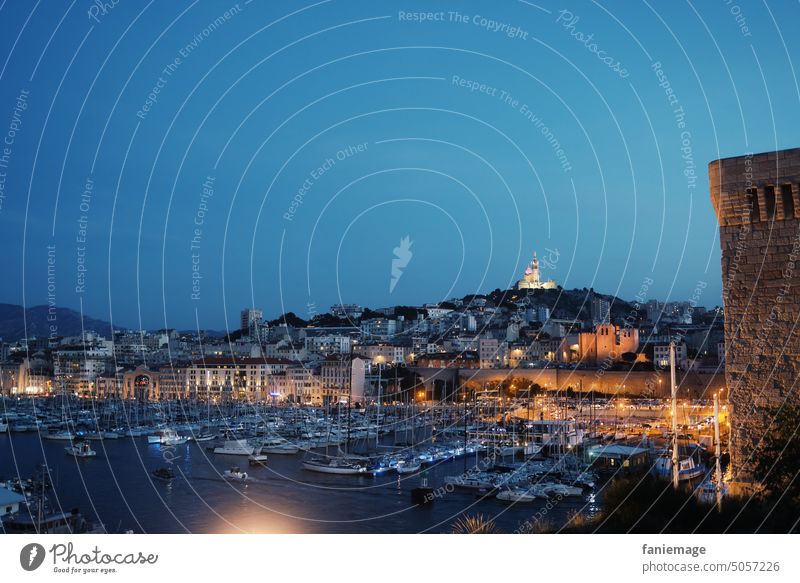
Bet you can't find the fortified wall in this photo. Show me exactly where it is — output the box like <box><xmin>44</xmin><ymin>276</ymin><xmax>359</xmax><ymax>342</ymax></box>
<box><xmin>709</xmin><ymin>148</ymin><xmax>800</xmax><ymax>484</ymax></box>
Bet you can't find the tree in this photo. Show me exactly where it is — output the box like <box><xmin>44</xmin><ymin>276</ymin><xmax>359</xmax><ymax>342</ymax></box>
<box><xmin>754</xmin><ymin>403</ymin><xmax>800</xmax><ymax>500</ymax></box>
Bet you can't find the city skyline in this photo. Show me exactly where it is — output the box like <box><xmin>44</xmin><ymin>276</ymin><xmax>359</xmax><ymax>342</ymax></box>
<box><xmin>2</xmin><ymin>3</ymin><xmax>799</xmax><ymax>330</ymax></box>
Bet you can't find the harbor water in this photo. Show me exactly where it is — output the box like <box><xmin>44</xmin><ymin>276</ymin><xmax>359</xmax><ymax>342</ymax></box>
<box><xmin>0</xmin><ymin>431</ymin><xmax>597</xmax><ymax>534</ymax></box>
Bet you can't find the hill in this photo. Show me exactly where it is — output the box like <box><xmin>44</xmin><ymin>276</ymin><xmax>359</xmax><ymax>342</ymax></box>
<box><xmin>0</xmin><ymin>304</ymin><xmax>116</xmax><ymax>342</ymax></box>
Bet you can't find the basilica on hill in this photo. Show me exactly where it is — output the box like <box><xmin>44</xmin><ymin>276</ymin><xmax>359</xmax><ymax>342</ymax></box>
<box><xmin>516</xmin><ymin>251</ymin><xmax>557</xmax><ymax>290</ymax></box>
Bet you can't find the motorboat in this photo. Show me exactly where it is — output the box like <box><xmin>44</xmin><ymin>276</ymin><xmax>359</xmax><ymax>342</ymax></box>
<box><xmin>42</xmin><ymin>430</ymin><xmax>75</xmax><ymax>441</ymax></box>
<box><xmin>0</xmin><ymin>420</ymin><xmax>8</xmax><ymax>432</ymax></box>
<box><xmin>677</xmin><ymin>458</ymin><xmax>707</xmax><ymax>481</ymax></box>
<box><xmin>541</xmin><ymin>482</ymin><xmax>584</xmax><ymax>497</ymax></box>
<box><xmin>190</xmin><ymin>433</ymin><xmax>216</xmax><ymax>442</ymax></box>
<box><xmin>651</xmin><ymin>450</ymin><xmax>706</xmax><ymax>481</ymax></box>
<box><xmin>443</xmin><ymin>474</ymin><xmax>497</xmax><ymax>490</ymax></box>
<box><xmin>147</xmin><ymin>429</ymin><xmax>188</xmax><ymax>446</ymax></box>
<box><xmin>496</xmin><ymin>487</ymin><xmax>545</xmax><ymax>502</ymax></box>
<box><xmin>65</xmin><ymin>441</ymin><xmax>97</xmax><ymax>458</ymax></box>
<box><xmin>223</xmin><ymin>467</ymin><xmax>248</xmax><ymax>481</ymax></box>
<box><xmin>152</xmin><ymin>467</ymin><xmax>176</xmax><ymax>481</ymax></box>
<box><xmin>396</xmin><ymin>460</ymin><xmax>422</xmax><ymax>474</ymax></box>
<box><xmin>302</xmin><ymin>457</ymin><xmax>368</xmax><ymax>475</ymax></box>
<box><xmin>214</xmin><ymin>439</ymin><xmax>255</xmax><ymax>456</ymax></box>
<box><xmin>257</xmin><ymin>437</ymin><xmax>300</xmax><ymax>455</ymax></box>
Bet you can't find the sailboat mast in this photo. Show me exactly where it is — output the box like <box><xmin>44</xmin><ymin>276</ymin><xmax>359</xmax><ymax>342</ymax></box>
<box><xmin>670</xmin><ymin>340</ymin><xmax>679</xmax><ymax>489</ymax></box>
<box><xmin>713</xmin><ymin>391</ymin><xmax>722</xmax><ymax>512</ymax></box>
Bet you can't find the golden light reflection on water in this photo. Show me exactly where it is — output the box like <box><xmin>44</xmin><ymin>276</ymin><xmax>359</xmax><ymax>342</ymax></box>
<box><xmin>212</xmin><ymin>506</ymin><xmax>300</xmax><ymax>534</ymax></box>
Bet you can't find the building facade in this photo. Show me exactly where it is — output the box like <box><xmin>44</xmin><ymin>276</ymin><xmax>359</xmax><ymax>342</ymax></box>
<box><xmin>578</xmin><ymin>324</ymin><xmax>639</xmax><ymax>367</ymax></box>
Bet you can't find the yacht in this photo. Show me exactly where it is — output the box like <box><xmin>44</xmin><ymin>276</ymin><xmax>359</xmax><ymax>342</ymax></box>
<box><xmin>396</xmin><ymin>460</ymin><xmax>422</xmax><ymax>474</ymax></box>
<box><xmin>541</xmin><ymin>482</ymin><xmax>584</xmax><ymax>497</ymax></box>
<box><xmin>302</xmin><ymin>457</ymin><xmax>368</xmax><ymax>475</ymax></box>
<box><xmin>443</xmin><ymin>474</ymin><xmax>497</xmax><ymax>490</ymax></box>
<box><xmin>42</xmin><ymin>430</ymin><xmax>75</xmax><ymax>441</ymax></box>
<box><xmin>147</xmin><ymin>429</ymin><xmax>188</xmax><ymax>446</ymax></box>
<box><xmin>214</xmin><ymin>439</ymin><xmax>255</xmax><ymax>456</ymax></box>
<box><xmin>65</xmin><ymin>442</ymin><xmax>97</xmax><ymax>458</ymax></box>
<box><xmin>257</xmin><ymin>437</ymin><xmax>300</xmax><ymax>455</ymax></box>
<box><xmin>497</xmin><ymin>487</ymin><xmax>545</xmax><ymax>502</ymax></box>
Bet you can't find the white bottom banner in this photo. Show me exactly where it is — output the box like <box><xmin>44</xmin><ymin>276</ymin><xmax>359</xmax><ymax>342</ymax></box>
<box><xmin>0</xmin><ymin>534</ymin><xmax>796</xmax><ymax>582</ymax></box>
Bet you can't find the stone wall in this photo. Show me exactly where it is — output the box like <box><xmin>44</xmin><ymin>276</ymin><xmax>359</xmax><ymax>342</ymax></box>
<box><xmin>709</xmin><ymin>148</ymin><xmax>800</xmax><ymax>484</ymax></box>
<box><xmin>410</xmin><ymin>366</ymin><xmax>725</xmax><ymax>399</ymax></box>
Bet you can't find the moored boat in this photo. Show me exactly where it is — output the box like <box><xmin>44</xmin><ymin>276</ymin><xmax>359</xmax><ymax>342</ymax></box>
<box><xmin>65</xmin><ymin>441</ymin><xmax>97</xmax><ymax>458</ymax></box>
<box><xmin>302</xmin><ymin>457</ymin><xmax>367</xmax><ymax>475</ymax></box>
<box><xmin>214</xmin><ymin>439</ymin><xmax>255</xmax><ymax>456</ymax></box>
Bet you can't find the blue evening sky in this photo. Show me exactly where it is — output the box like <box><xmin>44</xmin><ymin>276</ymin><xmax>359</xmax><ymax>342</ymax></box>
<box><xmin>0</xmin><ymin>0</ymin><xmax>798</xmax><ymax>331</ymax></box>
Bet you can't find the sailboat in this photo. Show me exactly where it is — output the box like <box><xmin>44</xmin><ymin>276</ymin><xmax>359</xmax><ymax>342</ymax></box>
<box><xmin>652</xmin><ymin>341</ymin><xmax>706</xmax><ymax>482</ymax></box>
<box><xmin>696</xmin><ymin>391</ymin><xmax>729</xmax><ymax>506</ymax></box>
<box><xmin>303</xmin><ymin>351</ymin><xmax>369</xmax><ymax>475</ymax></box>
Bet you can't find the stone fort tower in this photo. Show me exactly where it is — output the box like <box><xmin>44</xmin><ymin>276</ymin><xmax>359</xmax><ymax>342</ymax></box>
<box><xmin>709</xmin><ymin>148</ymin><xmax>800</xmax><ymax>486</ymax></box>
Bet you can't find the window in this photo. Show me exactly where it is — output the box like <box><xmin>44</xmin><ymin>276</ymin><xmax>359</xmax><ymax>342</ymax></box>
<box><xmin>781</xmin><ymin>184</ymin><xmax>795</xmax><ymax>219</ymax></box>
<box><xmin>764</xmin><ymin>185</ymin><xmax>776</xmax><ymax>220</ymax></box>
<box><xmin>746</xmin><ymin>188</ymin><xmax>760</xmax><ymax>222</ymax></box>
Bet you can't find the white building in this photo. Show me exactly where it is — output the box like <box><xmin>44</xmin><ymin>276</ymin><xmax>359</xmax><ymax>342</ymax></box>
<box><xmin>240</xmin><ymin>308</ymin><xmax>263</xmax><ymax>332</ymax></box>
<box><xmin>361</xmin><ymin>318</ymin><xmax>397</xmax><ymax>340</ymax></box>
<box><xmin>304</xmin><ymin>334</ymin><xmax>351</xmax><ymax>356</ymax></box>
<box><xmin>516</xmin><ymin>251</ymin><xmax>557</xmax><ymax>290</ymax></box>
<box><xmin>653</xmin><ymin>343</ymin><xmax>688</xmax><ymax>369</ymax></box>
<box><xmin>479</xmin><ymin>338</ymin><xmax>507</xmax><ymax>369</ymax></box>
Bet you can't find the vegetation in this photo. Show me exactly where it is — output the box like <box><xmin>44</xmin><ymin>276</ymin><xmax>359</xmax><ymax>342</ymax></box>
<box><xmin>753</xmin><ymin>403</ymin><xmax>800</xmax><ymax>501</ymax></box>
<box><xmin>451</xmin><ymin>514</ymin><xmax>502</xmax><ymax>534</ymax></box>
<box><xmin>553</xmin><ymin>473</ymin><xmax>798</xmax><ymax>533</ymax></box>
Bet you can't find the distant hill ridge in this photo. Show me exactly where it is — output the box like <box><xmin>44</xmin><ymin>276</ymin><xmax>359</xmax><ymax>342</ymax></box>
<box><xmin>0</xmin><ymin>304</ymin><xmax>116</xmax><ymax>342</ymax></box>
<box><xmin>0</xmin><ymin>288</ymin><xmax>635</xmax><ymax>342</ymax></box>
